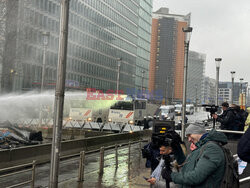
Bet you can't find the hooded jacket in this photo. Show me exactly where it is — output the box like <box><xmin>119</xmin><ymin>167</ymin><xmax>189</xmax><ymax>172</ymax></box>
<box><xmin>217</xmin><ymin>108</ymin><xmax>237</xmax><ymax>130</ymax></box>
<box><xmin>171</xmin><ymin>129</ymin><xmax>227</xmax><ymax>188</ymax></box>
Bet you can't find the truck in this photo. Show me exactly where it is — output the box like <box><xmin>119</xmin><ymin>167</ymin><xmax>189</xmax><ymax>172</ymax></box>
<box><xmin>159</xmin><ymin>105</ymin><xmax>175</xmax><ymax>120</ymax></box>
<box><xmin>66</xmin><ymin>93</ymin><xmax>115</xmax><ymax>123</ymax></box>
<box><xmin>108</xmin><ymin>98</ymin><xmax>159</xmax><ymax>125</ymax></box>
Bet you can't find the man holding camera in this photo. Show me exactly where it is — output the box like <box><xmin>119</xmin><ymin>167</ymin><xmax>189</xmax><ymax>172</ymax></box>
<box><xmin>212</xmin><ymin>102</ymin><xmax>237</xmax><ymax>130</ymax></box>
<box><xmin>162</xmin><ymin>123</ymin><xmax>227</xmax><ymax>188</ymax></box>
<box><xmin>147</xmin><ymin>132</ymin><xmax>186</xmax><ymax>188</ymax></box>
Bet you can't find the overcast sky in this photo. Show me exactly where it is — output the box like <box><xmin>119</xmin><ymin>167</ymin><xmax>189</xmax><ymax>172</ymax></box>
<box><xmin>153</xmin><ymin>0</ymin><xmax>250</xmax><ymax>84</ymax></box>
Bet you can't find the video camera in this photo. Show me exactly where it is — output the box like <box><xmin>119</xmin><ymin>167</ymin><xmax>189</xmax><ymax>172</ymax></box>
<box><xmin>202</xmin><ymin>104</ymin><xmax>219</xmax><ymax>115</ymax></box>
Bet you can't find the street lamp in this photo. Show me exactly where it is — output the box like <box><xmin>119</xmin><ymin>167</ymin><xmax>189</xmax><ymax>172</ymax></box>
<box><xmin>116</xmin><ymin>58</ymin><xmax>122</xmax><ymax>93</ymax></box>
<box><xmin>181</xmin><ymin>26</ymin><xmax>193</xmax><ymax>141</ymax></box>
<box><xmin>240</xmin><ymin>78</ymin><xmax>244</xmax><ymax>93</ymax></box>
<box><xmin>165</xmin><ymin>76</ymin><xmax>169</xmax><ymax>105</ymax></box>
<box><xmin>41</xmin><ymin>31</ymin><xmax>50</xmax><ymax>92</ymax></box>
<box><xmin>215</xmin><ymin>58</ymin><xmax>222</xmax><ymax>106</ymax></box>
<box><xmin>230</xmin><ymin>71</ymin><xmax>235</xmax><ymax>105</ymax></box>
<box><xmin>39</xmin><ymin>32</ymin><xmax>50</xmax><ymax>127</ymax></box>
<box><xmin>239</xmin><ymin>78</ymin><xmax>244</xmax><ymax>109</ymax></box>
<box><xmin>195</xmin><ymin>84</ymin><xmax>198</xmax><ymax>110</ymax></box>
<box><xmin>141</xmin><ymin>70</ymin><xmax>145</xmax><ymax>93</ymax></box>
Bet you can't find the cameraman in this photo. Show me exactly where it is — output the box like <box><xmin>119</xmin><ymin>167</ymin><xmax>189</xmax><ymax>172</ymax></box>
<box><xmin>142</xmin><ymin>133</ymin><xmax>161</xmax><ymax>171</ymax></box>
<box><xmin>147</xmin><ymin>132</ymin><xmax>186</xmax><ymax>188</ymax></box>
<box><xmin>212</xmin><ymin>102</ymin><xmax>237</xmax><ymax>131</ymax></box>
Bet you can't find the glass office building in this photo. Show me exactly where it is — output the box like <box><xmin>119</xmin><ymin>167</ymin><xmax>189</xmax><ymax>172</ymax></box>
<box><xmin>1</xmin><ymin>0</ymin><xmax>152</xmax><ymax>93</ymax></box>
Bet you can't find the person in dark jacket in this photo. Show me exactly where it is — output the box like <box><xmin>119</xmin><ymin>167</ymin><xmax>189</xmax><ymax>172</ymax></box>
<box><xmin>162</xmin><ymin>123</ymin><xmax>227</xmax><ymax>188</ymax></box>
<box><xmin>212</xmin><ymin>102</ymin><xmax>237</xmax><ymax>131</ymax></box>
<box><xmin>237</xmin><ymin>127</ymin><xmax>250</xmax><ymax>162</ymax></box>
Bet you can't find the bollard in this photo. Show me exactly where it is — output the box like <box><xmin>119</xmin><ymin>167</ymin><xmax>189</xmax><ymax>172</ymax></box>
<box><xmin>31</xmin><ymin>160</ymin><xmax>36</xmax><ymax>188</ymax></box>
<box><xmin>78</xmin><ymin>151</ymin><xmax>85</xmax><ymax>182</ymax></box>
<box><xmin>128</xmin><ymin>142</ymin><xmax>131</xmax><ymax>168</ymax></box>
<box><xmin>115</xmin><ymin>144</ymin><xmax>118</xmax><ymax>168</ymax></box>
<box><xmin>99</xmin><ymin>147</ymin><xmax>105</xmax><ymax>175</ymax></box>
<box><xmin>138</xmin><ymin>141</ymin><xmax>142</xmax><ymax>168</ymax></box>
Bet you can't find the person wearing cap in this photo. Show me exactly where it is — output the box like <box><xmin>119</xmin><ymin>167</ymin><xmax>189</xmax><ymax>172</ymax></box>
<box><xmin>162</xmin><ymin>123</ymin><xmax>228</xmax><ymax>188</ymax></box>
<box><xmin>212</xmin><ymin>102</ymin><xmax>237</xmax><ymax>130</ymax></box>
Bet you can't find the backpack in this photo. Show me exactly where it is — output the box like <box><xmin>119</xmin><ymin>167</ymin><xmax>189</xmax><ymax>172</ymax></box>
<box><xmin>198</xmin><ymin>141</ymin><xmax>239</xmax><ymax>188</ymax></box>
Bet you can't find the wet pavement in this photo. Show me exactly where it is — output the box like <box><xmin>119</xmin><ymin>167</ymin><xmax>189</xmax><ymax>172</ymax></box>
<box><xmin>0</xmin><ymin>142</ymin><xmax>152</xmax><ymax>188</ymax></box>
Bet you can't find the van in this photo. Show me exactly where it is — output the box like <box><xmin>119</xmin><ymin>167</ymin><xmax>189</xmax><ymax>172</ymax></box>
<box><xmin>175</xmin><ymin>104</ymin><xmax>182</xmax><ymax>116</ymax></box>
<box><xmin>186</xmin><ymin>104</ymin><xmax>194</xmax><ymax>115</ymax></box>
<box><xmin>159</xmin><ymin>105</ymin><xmax>175</xmax><ymax>120</ymax></box>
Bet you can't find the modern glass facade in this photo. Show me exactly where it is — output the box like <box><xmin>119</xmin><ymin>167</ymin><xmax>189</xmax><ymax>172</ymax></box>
<box><xmin>186</xmin><ymin>51</ymin><xmax>206</xmax><ymax>104</ymax></box>
<box><xmin>136</xmin><ymin>0</ymin><xmax>152</xmax><ymax>90</ymax></box>
<box><xmin>1</xmin><ymin>0</ymin><xmax>152</xmax><ymax>93</ymax></box>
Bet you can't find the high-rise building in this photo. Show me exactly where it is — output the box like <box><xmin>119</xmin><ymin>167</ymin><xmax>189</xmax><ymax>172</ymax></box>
<box><xmin>186</xmin><ymin>51</ymin><xmax>206</xmax><ymax>104</ymax></box>
<box><xmin>149</xmin><ymin>7</ymin><xmax>190</xmax><ymax>104</ymax></box>
<box><xmin>219</xmin><ymin>81</ymin><xmax>248</xmax><ymax>105</ymax></box>
<box><xmin>0</xmin><ymin>0</ymin><xmax>152</xmax><ymax>93</ymax></box>
<box><xmin>218</xmin><ymin>88</ymin><xmax>231</xmax><ymax>104</ymax></box>
<box><xmin>202</xmin><ymin>77</ymin><xmax>216</xmax><ymax>104</ymax></box>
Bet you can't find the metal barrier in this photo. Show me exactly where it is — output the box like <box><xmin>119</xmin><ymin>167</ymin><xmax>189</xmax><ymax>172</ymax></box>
<box><xmin>0</xmin><ymin>160</ymin><xmax>36</xmax><ymax>188</ymax></box>
<box><xmin>8</xmin><ymin>118</ymin><xmax>145</xmax><ymax>133</ymax></box>
<box><xmin>0</xmin><ymin>140</ymin><xmax>148</xmax><ymax>187</ymax></box>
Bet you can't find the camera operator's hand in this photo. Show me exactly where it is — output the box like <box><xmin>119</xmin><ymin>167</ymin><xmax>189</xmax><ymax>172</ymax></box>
<box><xmin>147</xmin><ymin>177</ymin><xmax>156</xmax><ymax>184</ymax></box>
<box><xmin>212</xmin><ymin>114</ymin><xmax>218</xmax><ymax>119</ymax></box>
<box><xmin>161</xmin><ymin>166</ymin><xmax>172</xmax><ymax>182</ymax></box>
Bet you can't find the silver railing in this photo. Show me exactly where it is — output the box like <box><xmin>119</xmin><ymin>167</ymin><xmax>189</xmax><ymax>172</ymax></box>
<box><xmin>0</xmin><ymin>140</ymin><xmax>147</xmax><ymax>187</ymax></box>
<box><xmin>0</xmin><ymin>160</ymin><xmax>36</xmax><ymax>188</ymax></box>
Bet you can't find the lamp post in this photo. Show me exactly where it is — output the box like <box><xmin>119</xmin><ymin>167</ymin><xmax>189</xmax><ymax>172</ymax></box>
<box><xmin>39</xmin><ymin>32</ymin><xmax>50</xmax><ymax>127</ymax></box>
<box><xmin>181</xmin><ymin>26</ymin><xmax>193</xmax><ymax>141</ymax></box>
<box><xmin>165</xmin><ymin>76</ymin><xmax>169</xmax><ymax>105</ymax></box>
<box><xmin>215</xmin><ymin>58</ymin><xmax>222</xmax><ymax>106</ymax></box>
<box><xmin>116</xmin><ymin>58</ymin><xmax>122</xmax><ymax>93</ymax></box>
<box><xmin>240</xmin><ymin>78</ymin><xmax>244</xmax><ymax>93</ymax></box>
<box><xmin>230</xmin><ymin>71</ymin><xmax>235</xmax><ymax>105</ymax></box>
<box><xmin>41</xmin><ymin>32</ymin><xmax>50</xmax><ymax>92</ymax></box>
<box><xmin>141</xmin><ymin>70</ymin><xmax>145</xmax><ymax>93</ymax></box>
<box><xmin>195</xmin><ymin>84</ymin><xmax>198</xmax><ymax>111</ymax></box>
<box><xmin>240</xmin><ymin>78</ymin><xmax>244</xmax><ymax>109</ymax></box>
<box><xmin>49</xmin><ymin>0</ymin><xmax>70</xmax><ymax>186</ymax></box>
<box><xmin>171</xmin><ymin>80</ymin><xmax>174</xmax><ymax>104</ymax></box>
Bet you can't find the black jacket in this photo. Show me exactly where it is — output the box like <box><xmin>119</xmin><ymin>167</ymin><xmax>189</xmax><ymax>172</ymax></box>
<box><xmin>217</xmin><ymin>108</ymin><xmax>237</xmax><ymax>130</ymax></box>
<box><xmin>237</xmin><ymin>128</ymin><xmax>250</xmax><ymax>162</ymax></box>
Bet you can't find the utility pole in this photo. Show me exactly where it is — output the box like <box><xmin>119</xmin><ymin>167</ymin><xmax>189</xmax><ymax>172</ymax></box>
<box><xmin>49</xmin><ymin>0</ymin><xmax>70</xmax><ymax>187</ymax></box>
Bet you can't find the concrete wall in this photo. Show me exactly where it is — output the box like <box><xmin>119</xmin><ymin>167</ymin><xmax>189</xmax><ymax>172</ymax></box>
<box><xmin>39</xmin><ymin>128</ymin><xmax>112</xmax><ymax>140</ymax></box>
<box><xmin>0</xmin><ymin>130</ymin><xmax>151</xmax><ymax>169</ymax></box>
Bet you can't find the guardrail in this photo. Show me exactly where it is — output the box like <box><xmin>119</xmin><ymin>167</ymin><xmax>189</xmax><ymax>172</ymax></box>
<box><xmin>0</xmin><ymin>140</ymin><xmax>148</xmax><ymax>187</ymax></box>
<box><xmin>0</xmin><ymin>161</ymin><xmax>36</xmax><ymax>188</ymax></box>
<box><xmin>6</xmin><ymin>119</ymin><xmax>146</xmax><ymax>133</ymax></box>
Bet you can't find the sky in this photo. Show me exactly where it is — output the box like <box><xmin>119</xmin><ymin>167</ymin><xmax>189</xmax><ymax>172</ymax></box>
<box><xmin>153</xmin><ymin>0</ymin><xmax>250</xmax><ymax>84</ymax></box>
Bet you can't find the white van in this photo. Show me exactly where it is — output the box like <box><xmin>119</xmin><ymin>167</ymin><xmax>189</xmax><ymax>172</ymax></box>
<box><xmin>186</xmin><ymin>104</ymin><xmax>194</xmax><ymax>115</ymax></box>
<box><xmin>175</xmin><ymin>104</ymin><xmax>182</xmax><ymax>116</ymax></box>
<box><xmin>159</xmin><ymin>105</ymin><xmax>175</xmax><ymax>120</ymax></box>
